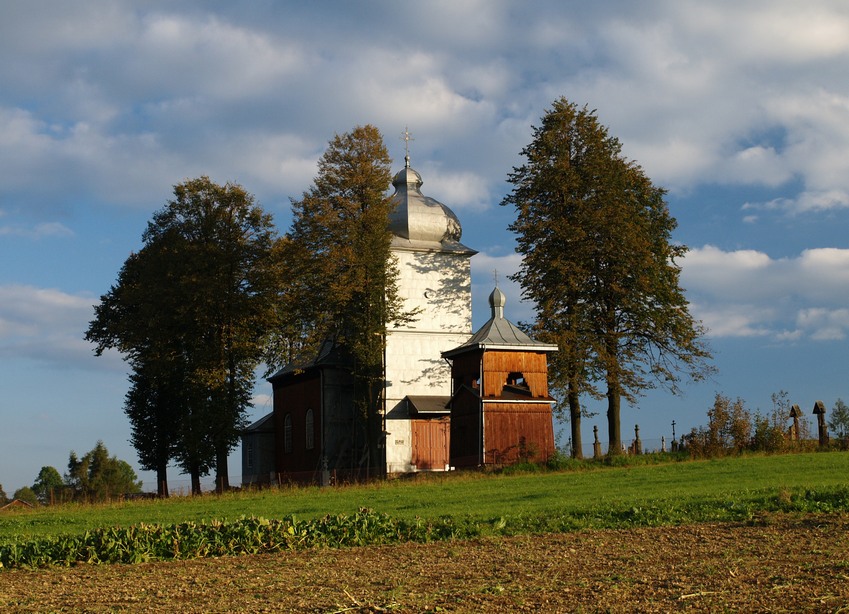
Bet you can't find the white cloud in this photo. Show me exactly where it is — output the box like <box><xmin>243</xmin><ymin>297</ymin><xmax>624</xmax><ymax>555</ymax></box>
<box><xmin>132</xmin><ymin>13</ymin><xmax>308</xmax><ymax>100</ymax></box>
<box><xmin>690</xmin><ymin>304</ymin><xmax>775</xmax><ymax>338</ymax></box>
<box><xmin>2</xmin><ymin>0</ymin><xmax>847</xmax><ymax>223</ymax></box>
<box><xmin>0</xmin><ymin>221</ymin><xmax>73</xmax><ymax>238</ymax></box>
<box><xmin>0</xmin><ymin>285</ymin><xmax>119</xmax><ymax>369</ymax></box>
<box><xmin>682</xmin><ymin>245</ymin><xmax>849</xmax><ymax>341</ymax></box>
<box><xmin>418</xmin><ymin>165</ymin><xmax>492</xmax><ymax>212</ymax></box>
<box><xmin>796</xmin><ymin>308</ymin><xmax>849</xmax><ymax>341</ymax></box>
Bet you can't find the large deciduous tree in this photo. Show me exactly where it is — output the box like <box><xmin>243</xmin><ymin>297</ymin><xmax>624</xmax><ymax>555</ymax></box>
<box><xmin>275</xmin><ymin>125</ymin><xmax>412</xmax><ymax>475</ymax></box>
<box><xmin>86</xmin><ymin>177</ymin><xmax>280</xmax><ymax>494</ymax></box>
<box><xmin>503</xmin><ymin>98</ymin><xmax>712</xmax><ymax>455</ymax></box>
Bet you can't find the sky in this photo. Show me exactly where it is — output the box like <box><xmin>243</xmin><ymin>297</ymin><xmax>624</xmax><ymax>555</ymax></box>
<box><xmin>2</xmin><ymin>0</ymin><xmax>849</xmax><ymax>494</ymax></box>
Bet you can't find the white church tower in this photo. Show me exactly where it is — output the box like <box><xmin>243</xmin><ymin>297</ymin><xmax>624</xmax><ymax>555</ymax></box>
<box><xmin>383</xmin><ymin>153</ymin><xmax>476</xmax><ymax>473</ymax></box>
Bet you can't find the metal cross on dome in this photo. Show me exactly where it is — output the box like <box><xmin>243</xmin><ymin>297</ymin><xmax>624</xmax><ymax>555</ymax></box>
<box><xmin>400</xmin><ymin>126</ymin><xmax>414</xmax><ymax>160</ymax></box>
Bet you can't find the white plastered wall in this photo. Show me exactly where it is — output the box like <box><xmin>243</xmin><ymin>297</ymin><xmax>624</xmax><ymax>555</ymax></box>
<box><xmin>384</xmin><ymin>247</ymin><xmax>472</xmax><ymax>473</ymax></box>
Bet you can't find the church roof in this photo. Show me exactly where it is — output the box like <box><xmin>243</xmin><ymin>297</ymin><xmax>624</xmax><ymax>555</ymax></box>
<box><xmin>442</xmin><ymin>287</ymin><xmax>558</xmax><ymax>358</ymax></box>
<box><xmin>267</xmin><ymin>337</ymin><xmax>351</xmax><ymax>383</ymax></box>
<box><xmin>388</xmin><ymin>155</ymin><xmax>476</xmax><ymax>254</ymax></box>
<box><xmin>242</xmin><ymin>411</ymin><xmax>275</xmax><ymax>434</ymax></box>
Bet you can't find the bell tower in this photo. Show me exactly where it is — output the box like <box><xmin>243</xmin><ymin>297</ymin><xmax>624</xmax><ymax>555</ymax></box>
<box><xmin>383</xmin><ymin>150</ymin><xmax>476</xmax><ymax>473</ymax></box>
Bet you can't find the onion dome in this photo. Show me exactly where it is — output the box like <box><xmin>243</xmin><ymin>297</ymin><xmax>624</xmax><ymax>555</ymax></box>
<box><xmin>389</xmin><ymin>155</ymin><xmax>472</xmax><ymax>252</ymax></box>
<box><xmin>489</xmin><ymin>286</ymin><xmax>506</xmax><ymax>319</ymax></box>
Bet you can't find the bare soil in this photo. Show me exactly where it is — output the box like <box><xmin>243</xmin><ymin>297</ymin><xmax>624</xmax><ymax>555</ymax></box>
<box><xmin>2</xmin><ymin>513</ymin><xmax>848</xmax><ymax>613</ymax></box>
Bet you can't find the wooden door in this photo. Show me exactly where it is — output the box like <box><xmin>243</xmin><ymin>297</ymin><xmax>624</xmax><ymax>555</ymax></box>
<box><xmin>411</xmin><ymin>418</ymin><xmax>450</xmax><ymax>470</ymax></box>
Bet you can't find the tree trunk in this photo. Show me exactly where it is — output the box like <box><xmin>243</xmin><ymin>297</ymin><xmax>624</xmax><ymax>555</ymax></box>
<box><xmin>607</xmin><ymin>382</ymin><xmax>622</xmax><ymax>454</ymax></box>
<box><xmin>190</xmin><ymin>465</ymin><xmax>202</xmax><ymax>496</ymax></box>
<box><xmin>215</xmin><ymin>447</ymin><xmax>230</xmax><ymax>493</ymax></box>
<box><xmin>156</xmin><ymin>464</ymin><xmax>169</xmax><ymax>498</ymax></box>
<box><xmin>568</xmin><ymin>381</ymin><xmax>583</xmax><ymax>459</ymax></box>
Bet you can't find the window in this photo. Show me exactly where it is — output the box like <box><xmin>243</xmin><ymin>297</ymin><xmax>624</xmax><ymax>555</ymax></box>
<box><xmin>506</xmin><ymin>371</ymin><xmax>528</xmax><ymax>389</ymax></box>
<box><xmin>283</xmin><ymin>414</ymin><xmax>293</xmax><ymax>453</ymax></box>
<box><xmin>246</xmin><ymin>441</ymin><xmax>254</xmax><ymax>470</ymax></box>
<box><xmin>305</xmin><ymin>409</ymin><xmax>314</xmax><ymax>450</ymax></box>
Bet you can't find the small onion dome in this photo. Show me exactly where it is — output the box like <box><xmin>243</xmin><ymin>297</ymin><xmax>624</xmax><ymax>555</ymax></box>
<box><xmin>489</xmin><ymin>286</ymin><xmax>507</xmax><ymax>319</ymax></box>
<box><xmin>389</xmin><ymin>156</ymin><xmax>463</xmax><ymax>244</ymax></box>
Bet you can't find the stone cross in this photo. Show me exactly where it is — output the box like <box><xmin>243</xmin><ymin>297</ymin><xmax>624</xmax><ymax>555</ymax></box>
<box><xmin>593</xmin><ymin>425</ymin><xmax>602</xmax><ymax>459</ymax></box>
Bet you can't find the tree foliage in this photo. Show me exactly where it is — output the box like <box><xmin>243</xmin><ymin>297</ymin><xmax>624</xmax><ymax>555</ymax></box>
<box><xmin>32</xmin><ymin>466</ymin><xmax>66</xmax><ymax>505</ymax></box>
<box><xmin>686</xmin><ymin>393</ymin><xmax>751</xmax><ymax>457</ymax></box>
<box><xmin>829</xmin><ymin>398</ymin><xmax>849</xmax><ymax>439</ymax></box>
<box><xmin>275</xmin><ymin>125</ymin><xmax>412</xmax><ymax>473</ymax></box>
<box><xmin>86</xmin><ymin>177</ymin><xmax>281</xmax><ymax>494</ymax></box>
<box><xmin>503</xmin><ymin>98</ymin><xmax>713</xmax><ymax>453</ymax></box>
<box><xmin>65</xmin><ymin>441</ymin><xmax>142</xmax><ymax>502</ymax></box>
<box><xmin>12</xmin><ymin>486</ymin><xmax>38</xmax><ymax>506</ymax></box>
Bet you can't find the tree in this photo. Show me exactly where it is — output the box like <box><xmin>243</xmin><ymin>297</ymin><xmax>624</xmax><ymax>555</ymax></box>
<box><xmin>32</xmin><ymin>466</ymin><xmax>65</xmax><ymax>505</ymax></box>
<box><xmin>707</xmin><ymin>393</ymin><xmax>751</xmax><ymax>454</ymax></box>
<box><xmin>503</xmin><ymin>98</ymin><xmax>713</xmax><ymax>454</ymax></box>
<box><xmin>278</xmin><ymin>125</ymin><xmax>412</xmax><ymax>475</ymax></box>
<box><xmin>751</xmin><ymin>409</ymin><xmax>788</xmax><ymax>452</ymax></box>
<box><xmin>122</xmin><ymin>365</ymin><xmax>181</xmax><ymax>497</ymax></box>
<box><xmin>829</xmin><ymin>398</ymin><xmax>849</xmax><ymax>439</ymax></box>
<box><xmin>65</xmin><ymin>441</ymin><xmax>142</xmax><ymax>502</ymax></box>
<box><xmin>0</xmin><ymin>484</ymin><xmax>7</xmax><ymax>505</ymax></box>
<box><xmin>13</xmin><ymin>486</ymin><xmax>38</xmax><ymax>506</ymax></box>
<box><xmin>87</xmin><ymin>245</ymin><xmax>182</xmax><ymax>496</ymax></box>
<box><xmin>87</xmin><ymin>177</ymin><xmax>281</xmax><ymax>494</ymax></box>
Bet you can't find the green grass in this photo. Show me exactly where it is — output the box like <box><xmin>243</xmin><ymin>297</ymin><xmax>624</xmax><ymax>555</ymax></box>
<box><xmin>2</xmin><ymin>451</ymin><xmax>848</xmax><ymax>546</ymax></box>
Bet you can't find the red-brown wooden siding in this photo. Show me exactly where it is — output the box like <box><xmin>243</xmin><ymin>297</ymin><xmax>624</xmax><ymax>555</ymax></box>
<box><xmin>482</xmin><ymin>401</ymin><xmax>555</xmax><ymax>464</ymax></box>
<box><xmin>273</xmin><ymin>372</ymin><xmax>322</xmax><ymax>481</ymax></box>
<box><xmin>481</xmin><ymin>351</ymin><xmax>549</xmax><ymax>398</ymax></box>
<box><xmin>411</xmin><ymin>417</ymin><xmax>450</xmax><ymax>470</ymax></box>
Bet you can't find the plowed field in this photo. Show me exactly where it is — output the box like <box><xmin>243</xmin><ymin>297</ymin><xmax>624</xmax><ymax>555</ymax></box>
<box><xmin>3</xmin><ymin>513</ymin><xmax>848</xmax><ymax>612</ymax></box>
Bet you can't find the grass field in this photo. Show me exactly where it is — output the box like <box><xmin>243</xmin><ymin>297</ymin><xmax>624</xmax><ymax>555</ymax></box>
<box><xmin>2</xmin><ymin>451</ymin><xmax>848</xmax><ymax>545</ymax></box>
<box><xmin>2</xmin><ymin>452</ymin><xmax>849</xmax><ymax>611</ymax></box>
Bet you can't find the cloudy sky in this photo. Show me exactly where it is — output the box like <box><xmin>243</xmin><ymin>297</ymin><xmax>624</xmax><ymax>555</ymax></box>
<box><xmin>2</xmin><ymin>1</ymin><xmax>848</xmax><ymax>493</ymax></box>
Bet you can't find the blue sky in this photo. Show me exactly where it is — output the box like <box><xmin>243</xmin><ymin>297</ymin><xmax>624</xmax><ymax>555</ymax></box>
<box><xmin>2</xmin><ymin>1</ymin><xmax>848</xmax><ymax>493</ymax></box>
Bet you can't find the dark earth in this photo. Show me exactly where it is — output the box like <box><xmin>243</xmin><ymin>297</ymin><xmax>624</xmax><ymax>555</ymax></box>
<box><xmin>2</xmin><ymin>513</ymin><xmax>848</xmax><ymax>612</ymax></box>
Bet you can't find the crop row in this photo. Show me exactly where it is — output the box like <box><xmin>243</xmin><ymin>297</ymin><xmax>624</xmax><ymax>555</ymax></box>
<box><xmin>0</xmin><ymin>509</ymin><xmax>483</xmax><ymax>569</ymax></box>
<box><xmin>2</xmin><ymin>486</ymin><xmax>847</xmax><ymax>570</ymax></box>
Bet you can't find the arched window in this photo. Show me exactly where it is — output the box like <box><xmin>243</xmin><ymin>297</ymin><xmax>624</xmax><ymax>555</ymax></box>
<box><xmin>305</xmin><ymin>409</ymin><xmax>314</xmax><ymax>450</ymax></box>
<box><xmin>245</xmin><ymin>442</ymin><xmax>254</xmax><ymax>470</ymax></box>
<box><xmin>283</xmin><ymin>414</ymin><xmax>293</xmax><ymax>454</ymax></box>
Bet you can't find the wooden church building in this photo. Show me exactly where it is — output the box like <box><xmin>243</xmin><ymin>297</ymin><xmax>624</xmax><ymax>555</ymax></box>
<box><xmin>241</xmin><ymin>155</ymin><xmax>557</xmax><ymax>485</ymax></box>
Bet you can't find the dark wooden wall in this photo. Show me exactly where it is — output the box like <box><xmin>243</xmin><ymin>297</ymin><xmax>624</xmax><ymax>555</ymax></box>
<box><xmin>273</xmin><ymin>372</ymin><xmax>322</xmax><ymax>479</ymax></box>
<box><xmin>482</xmin><ymin>402</ymin><xmax>555</xmax><ymax>464</ymax></box>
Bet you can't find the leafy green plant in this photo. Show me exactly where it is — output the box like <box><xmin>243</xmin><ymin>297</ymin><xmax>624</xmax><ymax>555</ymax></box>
<box><xmin>2</xmin><ymin>451</ymin><xmax>848</xmax><ymax>570</ymax></box>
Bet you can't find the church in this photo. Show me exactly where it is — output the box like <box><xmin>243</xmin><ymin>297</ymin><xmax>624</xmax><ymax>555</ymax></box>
<box><xmin>241</xmin><ymin>155</ymin><xmax>558</xmax><ymax>485</ymax></box>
